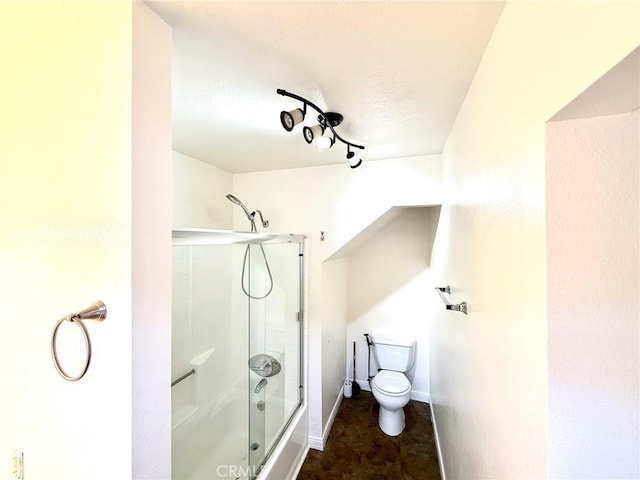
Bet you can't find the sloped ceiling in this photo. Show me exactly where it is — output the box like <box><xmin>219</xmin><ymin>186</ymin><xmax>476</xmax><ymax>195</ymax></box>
<box><xmin>147</xmin><ymin>1</ymin><xmax>505</xmax><ymax>173</ymax></box>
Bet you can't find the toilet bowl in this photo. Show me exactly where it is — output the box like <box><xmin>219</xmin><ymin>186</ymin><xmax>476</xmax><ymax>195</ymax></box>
<box><xmin>369</xmin><ymin>333</ymin><xmax>416</xmax><ymax>436</ymax></box>
<box><xmin>371</xmin><ymin>370</ymin><xmax>412</xmax><ymax>436</ymax></box>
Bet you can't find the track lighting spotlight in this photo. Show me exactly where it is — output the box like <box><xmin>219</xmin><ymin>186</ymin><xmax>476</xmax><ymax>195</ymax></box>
<box><xmin>345</xmin><ymin>145</ymin><xmax>362</xmax><ymax>168</ymax></box>
<box><xmin>346</xmin><ymin>145</ymin><xmax>354</xmax><ymax>159</ymax></box>
<box><xmin>348</xmin><ymin>155</ymin><xmax>362</xmax><ymax>169</ymax></box>
<box><xmin>277</xmin><ymin>89</ymin><xmax>365</xmax><ymax>168</ymax></box>
<box><xmin>280</xmin><ymin>108</ymin><xmax>305</xmax><ymax>132</ymax></box>
<box><xmin>316</xmin><ymin>134</ymin><xmax>335</xmax><ymax>150</ymax></box>
<box><xmin>303</xmin><ymin>124</ymin><xmax>325</xmax><ymax>144</ymax></box>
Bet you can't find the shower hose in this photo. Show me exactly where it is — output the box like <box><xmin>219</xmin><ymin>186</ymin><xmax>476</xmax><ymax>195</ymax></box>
<box><xmin>240</xmin><ymin>243</ymin><xmax>273</xmax><ymax>299</ymax></box>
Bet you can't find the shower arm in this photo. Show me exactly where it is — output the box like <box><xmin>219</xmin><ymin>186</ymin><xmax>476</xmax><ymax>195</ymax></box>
<box><xmin>253</xmin><ymin>210</ymin><xmax>269</xmax><ymax>228</ymax></box>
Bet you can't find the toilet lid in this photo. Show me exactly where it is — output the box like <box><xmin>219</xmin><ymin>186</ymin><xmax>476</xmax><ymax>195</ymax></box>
<box><xmin>373</xmin><ymin>371</ymin><xmax>410</xmax><ymax>395</ymax></box>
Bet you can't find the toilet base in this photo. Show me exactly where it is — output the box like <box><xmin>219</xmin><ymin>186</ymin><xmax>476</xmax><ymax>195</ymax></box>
<box><xmin>378</xmin><ymin>406</ymin><xmax>406</xmax><ymax>436</ymax></box>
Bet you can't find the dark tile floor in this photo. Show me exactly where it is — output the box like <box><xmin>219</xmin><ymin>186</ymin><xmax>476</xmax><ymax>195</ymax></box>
<box><xmin>297</xmin><ymin>391</ymin><xmax>441</xmax><ymax>480</ymax></box>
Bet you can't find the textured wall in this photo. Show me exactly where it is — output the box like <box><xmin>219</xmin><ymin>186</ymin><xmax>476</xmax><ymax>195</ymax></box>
<box><xmin>547</xmin><ymin>109</ymin><xmax>639</xmax><ymax>478</ymax></box>
<box><xmin>0</xmin><ymin>2</ymin><xmax>134</xmax><ymax>478</ymax></box>
<box><xmin>132</xmin><ymin>4</ymin><xmax>173</xmax><ymax>478</ymax></box>
<box><xmin>430</xmin><ymin>2</ymin><xmax>639</xmax><ymax>479</ymax></box>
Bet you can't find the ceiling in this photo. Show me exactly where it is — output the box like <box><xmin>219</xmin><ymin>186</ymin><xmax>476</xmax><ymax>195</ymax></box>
<box><xmin>146</xmin><ymin>1</ymin><xmax>505</xmax><ymax>173</ymax></box>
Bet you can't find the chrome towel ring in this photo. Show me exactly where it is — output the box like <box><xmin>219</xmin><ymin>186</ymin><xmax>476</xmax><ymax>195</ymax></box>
<box><xmin>51</xmin><ymin>301</ymin><xmax>107</xmax><ymax>381</ymax></box>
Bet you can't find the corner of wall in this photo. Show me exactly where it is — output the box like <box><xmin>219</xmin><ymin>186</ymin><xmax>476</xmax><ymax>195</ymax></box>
<box><xmin>172</xmin><ymin>151</ymin><xmax>234</xmax><ymax>229</ymax></box>
<box><xmin>132</xmin><ymin>2</ymin><xmax>172</xmax><ymax>478</ymax></box>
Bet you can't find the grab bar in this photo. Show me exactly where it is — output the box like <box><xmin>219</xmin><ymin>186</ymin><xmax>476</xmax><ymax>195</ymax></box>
<box><xmin>171</xmin><ymin>369</ymin><xmax>195</xmax><ymax>387</ymax></box>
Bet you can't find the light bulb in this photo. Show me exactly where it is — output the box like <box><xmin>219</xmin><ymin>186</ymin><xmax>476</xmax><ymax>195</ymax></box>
<box><xmin>316</xmin><ymin>135</ymin><xmax>334</xmax><ymax>150</ymax></box>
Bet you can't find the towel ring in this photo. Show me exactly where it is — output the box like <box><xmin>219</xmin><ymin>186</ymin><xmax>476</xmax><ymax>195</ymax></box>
<box><xmin>51</xmin><ymin>301</ymin><xmax>107</xmax><ymax>381</ymax></box>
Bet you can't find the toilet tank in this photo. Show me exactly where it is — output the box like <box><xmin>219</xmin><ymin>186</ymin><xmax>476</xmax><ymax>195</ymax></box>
<box><xmin>372</xmin><ymin>333</ymin><xmax>416</xmax><ymax>372</ymax></box>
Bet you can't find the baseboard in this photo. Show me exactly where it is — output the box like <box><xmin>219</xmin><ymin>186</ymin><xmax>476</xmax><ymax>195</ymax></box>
<box><xmin>307</xmin><ymin>435</ymin><xmax>323</xmax><ymax>451</ymax></box>
<box><xmin>429</xmin><ymin>397</ymin><xmax>447</xmax><ymax>480</ymax></box>
<box><xmin>410</xmin><ymin>390</ymin><xmax>429</xmax><ymax>403</ymax></box>
<box><xmin>308</xmin><ymin>384</ymin><xmax>344</xmax><ymax>451</ymax></box>
<box><xmin>322</xmin><ymin>385</ymin><xmax>344</xmax><ymax>447</ymax></box>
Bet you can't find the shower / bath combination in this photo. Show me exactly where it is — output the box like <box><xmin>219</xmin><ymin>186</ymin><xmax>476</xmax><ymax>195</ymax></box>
<box><xmin>225</xmin><ymin>194</ymin><xmax>273</xmax><ymax>299</ymax></box>
<box><xmin>171</xmin><ymin>227</ymin><xmax>304</xmax><ymax>479</ymax></box>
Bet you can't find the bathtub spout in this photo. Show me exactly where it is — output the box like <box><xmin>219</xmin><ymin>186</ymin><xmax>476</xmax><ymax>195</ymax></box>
<box><xmin>255</xmin><ymin>378</ymin><xmax>267</xmax><ymax>394</ymax></box>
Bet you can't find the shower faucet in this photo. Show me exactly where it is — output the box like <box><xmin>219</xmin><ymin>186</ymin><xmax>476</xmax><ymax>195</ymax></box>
<box><xmin>248</xmin><ymin>353</ymin><xmax>281</xmax><ymax>377</ymax></box>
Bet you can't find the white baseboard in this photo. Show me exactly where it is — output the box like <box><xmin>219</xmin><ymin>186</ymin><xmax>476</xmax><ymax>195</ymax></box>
<box><xmin>307</xmin><ymin>435</ymin><xmax>323</xmax><ymax>451</ymax></box>
<box><xmin>322</xmin><ymin>385</ymin><xmax>344</xmax><ymax>447</ymax></box>
<box><xmin>410</xmin><ymin>390</ymin><xmax>429</xmax><ymax>403</ymax></box>
<box><xmin>308</xmin><ymin>384</ymin><xmax>344</xmax><ymax>451</ymax></box>
<box><xmin>429</xmin><ymin>398</ymin><xmax>447</xmax><ymax>480</ymax></box>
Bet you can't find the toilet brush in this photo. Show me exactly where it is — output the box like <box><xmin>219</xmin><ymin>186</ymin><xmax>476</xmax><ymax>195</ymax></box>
<box><xmin>352</xmin><ymin>341</ymin><xmax>361</xmax><ymax>396</ymax></box>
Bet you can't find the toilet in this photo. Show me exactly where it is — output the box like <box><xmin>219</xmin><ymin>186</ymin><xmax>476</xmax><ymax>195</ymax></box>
<box><xmin>370</xmin><ymin>333</ymin><xmax>416</xmax><ymax>436</ymax></box>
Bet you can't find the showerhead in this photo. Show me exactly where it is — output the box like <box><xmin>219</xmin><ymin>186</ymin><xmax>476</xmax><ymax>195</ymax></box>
<box><xmin>225</xmin><ymin>194</ymin><xmax>253</xmax><ymax>221</ymax></box>
<box><xmin>225</xmin><ymin>193</ymin><xmax>243</xmax><ymax>206</ymax></box>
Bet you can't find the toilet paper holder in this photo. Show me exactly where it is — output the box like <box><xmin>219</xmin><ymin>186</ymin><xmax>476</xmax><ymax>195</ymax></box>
<box><xmin>435</xmin><ymin>286</ymin><xmax>468</xmax><ymax>314</ymax></box>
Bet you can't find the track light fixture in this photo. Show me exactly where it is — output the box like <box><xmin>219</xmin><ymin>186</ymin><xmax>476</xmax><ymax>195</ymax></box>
<box><xmin>277</xmin><ymin>89</ymin><xmax>365</xmax><ymax>168</ymax></box>
<box><xmin>346</xmin><ymin>145</ymin><xmax>362</xmax><ymax>168</ymax></box>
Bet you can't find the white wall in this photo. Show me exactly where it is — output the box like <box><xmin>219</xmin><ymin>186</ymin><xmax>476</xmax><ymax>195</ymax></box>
<box><xmin>346</xmin><ymin>207</ymin><xmax>440</xmax><ymax>401</ymax></box>
<box><xmin>0</xmin><ymin>3</ymin><xmax>133</xmax><ymax>478</ymax></box>
<box><xmin>430</xmin><ymin>1</ymin><xmax>639</xmax><ymax>479</ymax></box>
<box><xmin>547</xmin><ymin>109</ymin><xmax>639</xmax><ymax>478</ymax></box>
<box><xmin>0</xmin><ymin>2</ymin><xmax>155</xmax><ymax>479</ymax></box>
<box><xmin>233</xmin><ymin>155</ymin><xmax>442</xmax><ymax>445</ymax></box>
<box><xmin>319</xmin><ymin>257</ymin><xmax>349</xmax><ymax>441</ymax></box>
<box><xmin>132</xmin><ymin>3</ymin><xmax>172</xmax><ymax>478</ymax></box>
<box><xmin>0</xmin><ymin>3</ymin><xmax>172</xmax><ymax>479</ymax></box>
<box><xmin>173</xmin><ymin>150</ymin><xmax>233</xmax><ymax>230</ymax></box>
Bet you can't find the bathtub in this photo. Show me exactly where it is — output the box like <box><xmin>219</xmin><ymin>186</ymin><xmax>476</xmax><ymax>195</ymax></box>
<box><xmin>172</xmin><ymin>379</ymin><xmax>307</xmax><ymax>480</ymax></box>
<box><xmin>172</xmin><ymin>385</ymin><xmax>249</xmax><ymax>480</ymax></box>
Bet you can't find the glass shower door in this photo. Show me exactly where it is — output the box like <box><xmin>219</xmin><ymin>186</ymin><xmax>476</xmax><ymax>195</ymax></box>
<box><xmin>247</xmin><ymin>241</ymin><xmax>302</xmax><ymax>478</ymax></box>
<box><xmin>171</xmin><ymin>228</ymin><xmax>304</xmax><ymax>480</ymax></box>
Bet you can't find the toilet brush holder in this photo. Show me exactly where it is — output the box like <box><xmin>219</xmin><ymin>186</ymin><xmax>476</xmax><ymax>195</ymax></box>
<box><xmin>344</xmin><ymin>380</ymin><xmax>353</xmax><ymax>398</ymax></box>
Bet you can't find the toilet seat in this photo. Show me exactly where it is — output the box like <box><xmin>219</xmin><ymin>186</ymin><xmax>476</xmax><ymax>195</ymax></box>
<box><xmin>372</xmin><ymin>370</ymin><xmax>411</xmax><ymax>396</ymax></box>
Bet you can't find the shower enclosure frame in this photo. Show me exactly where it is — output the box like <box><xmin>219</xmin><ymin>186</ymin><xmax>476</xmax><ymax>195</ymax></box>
<box><xmin>171</xmin><ymin>227</ymin><xmax>306</xmax><ymax>480</ymax></box>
